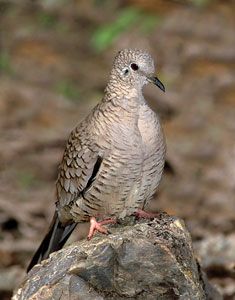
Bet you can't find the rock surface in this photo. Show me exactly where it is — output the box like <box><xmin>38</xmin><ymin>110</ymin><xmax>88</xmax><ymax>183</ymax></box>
<box><xmin>13</xmin><ymin>214</ymin><xmax>222</xmax><ymax>300</ymax></box>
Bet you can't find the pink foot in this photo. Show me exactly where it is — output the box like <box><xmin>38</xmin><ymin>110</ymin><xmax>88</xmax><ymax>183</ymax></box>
<box><xmin>87</xmin><ymin>217</ymin><xmax>116</xmax><ymax>240</ymax></box>
<box><xmin>134</xmin><ymin>209</ymin><xmax>159</xmax><ymax>219</ymax></box>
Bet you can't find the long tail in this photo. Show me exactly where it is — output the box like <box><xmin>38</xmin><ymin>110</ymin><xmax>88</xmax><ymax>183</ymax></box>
<box><xmin>27</xmin><ymin>212</ymin><xmax>77</xmax><ymax>272</ymax></box>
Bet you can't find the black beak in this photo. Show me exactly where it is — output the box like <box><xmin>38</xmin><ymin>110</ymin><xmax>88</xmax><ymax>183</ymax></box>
<box><xmin>147</xmin><ymin>76</ymin><xmax>165</xmax><ymax>92</ymax></box>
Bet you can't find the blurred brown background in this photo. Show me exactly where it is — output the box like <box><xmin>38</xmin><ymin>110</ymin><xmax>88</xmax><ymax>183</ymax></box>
<box><xmin>0</xmin><ymin>0</ymin><xmax>235</xmax><ymax>299</ymax></box>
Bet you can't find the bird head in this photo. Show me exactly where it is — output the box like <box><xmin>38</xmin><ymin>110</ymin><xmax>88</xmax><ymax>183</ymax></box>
<box><xmin>110</xmin><ymin>49</ymin><xmax>165</xmax><ymax>92</ymax></box>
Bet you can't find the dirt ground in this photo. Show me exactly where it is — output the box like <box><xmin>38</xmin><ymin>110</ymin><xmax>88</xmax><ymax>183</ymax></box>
<box><xmin>0</xmin><ymin>1</ymin><xmax>235</xmax><ymax>299</ymax></box>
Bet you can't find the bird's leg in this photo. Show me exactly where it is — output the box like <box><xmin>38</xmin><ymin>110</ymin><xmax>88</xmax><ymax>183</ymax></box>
<box><xmin>134</xmin><ymin>209</ymin><xmax>159</xmax><ymax>219</ymax></box>
<box><xmin>87</xmin><ymin>217</ymin><xmax>116</xmax><ymax>240</ymax></box>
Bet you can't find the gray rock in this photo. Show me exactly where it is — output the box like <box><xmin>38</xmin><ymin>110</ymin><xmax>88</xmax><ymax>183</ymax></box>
<box><xmin>13</xmin><ymin>214</ymin><xmax>222</xmax><ymax>300</ymax></box>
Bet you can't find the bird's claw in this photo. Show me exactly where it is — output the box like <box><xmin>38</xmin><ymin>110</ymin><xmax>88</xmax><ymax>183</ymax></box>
<box><xmin>87</xmin><ymin>217</ymin><xmax>116</xmax><ymax>240</ymax></box>
<box><xmin>134</xmin><ymin>209</ymin><xmax>159</xmax><ymax>219</ymax></box>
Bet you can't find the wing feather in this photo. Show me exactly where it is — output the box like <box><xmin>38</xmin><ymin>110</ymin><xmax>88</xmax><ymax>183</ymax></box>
<box><xmin>56</xmin><ymin>130</ymin><xmax>101</xmax><ymax>207</ymax></box>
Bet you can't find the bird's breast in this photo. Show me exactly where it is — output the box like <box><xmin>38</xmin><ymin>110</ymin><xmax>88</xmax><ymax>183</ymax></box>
<box><xmin>137</xmin><ymin>103</ymin><xmax>166</xmax><ymax>203</ymax></box>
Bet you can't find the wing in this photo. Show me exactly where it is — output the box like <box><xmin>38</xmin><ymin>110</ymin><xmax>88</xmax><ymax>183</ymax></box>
<box><xmin>56</xmin><ymin>128</ymin><xmax>101</xmax><ymax>207</ymax></box>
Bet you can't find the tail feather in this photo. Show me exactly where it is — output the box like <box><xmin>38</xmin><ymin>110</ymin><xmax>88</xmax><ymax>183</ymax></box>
<box><xmin>27</xmin><ymin>212</ymin><xmax>76</xmax><ymax>272</ymax></box>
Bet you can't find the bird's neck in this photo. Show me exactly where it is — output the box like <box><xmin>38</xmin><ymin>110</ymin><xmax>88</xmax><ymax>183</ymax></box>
<box><xmin>104</xmin><ymin>79</ymin><xmax>145</xmax><ymax>112</ymax></box>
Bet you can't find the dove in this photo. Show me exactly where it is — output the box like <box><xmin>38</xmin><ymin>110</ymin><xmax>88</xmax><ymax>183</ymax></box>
<box><xmin>27</xmin><ymin>49</ymin><xmax>166</xmax><ymax>272</ymax></box>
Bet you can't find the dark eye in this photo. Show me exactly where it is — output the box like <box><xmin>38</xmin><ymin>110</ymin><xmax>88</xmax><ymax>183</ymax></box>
<box><xmin>123</xmin><ymin>68</ymin><xmax>129</xmax><ymax>75</ymax></box>
<box><xmin>130</xmin><ymin>63</ymin><xmax>139</xmax><ymax>71</ymax></box>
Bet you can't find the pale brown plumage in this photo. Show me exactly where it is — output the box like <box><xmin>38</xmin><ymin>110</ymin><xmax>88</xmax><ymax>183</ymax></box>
<box><xmin>27</xmin><ymin>49</ymin><xmax>166</xmax><ymax>272</ymax></box>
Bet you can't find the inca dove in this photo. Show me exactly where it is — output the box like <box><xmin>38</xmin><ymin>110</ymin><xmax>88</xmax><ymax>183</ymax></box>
<box><xmin>27</xmin><ymin>49</ymin><xmax>166</xmax><ymax>272</ymax></box>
